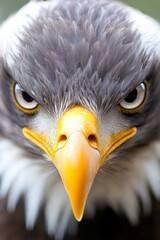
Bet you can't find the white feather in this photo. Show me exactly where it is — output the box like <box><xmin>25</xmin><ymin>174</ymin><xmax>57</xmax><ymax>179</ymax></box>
<box><xmin>0</xmin><ymin>0</ymin><xmax>160</xmax><ymax>239</ymax></box>
<box><xmin>1</xmin><ymin>135</ymin><xmax>160</xmax><ymax>239</ymax></box>
<box><xmin>0</xmin><ymin>137</ymin><xmax>72</xmax><ymax>238</ymax></box>
<box><xmin>87</xmin><ymin>141</ymin><xmax>160</xmax><ymax>224</ymax></box>
<box><xmin>127</xmin><ymin>6</ymin><xmax>160</xmax><ymax>56</ymax></box>
<box><xmin>45</xmin><ymin>182</ymin><xmax>71</xmax><ymax>238</ymax></box>
<box><xmin>0</xmin><ymin>0</ymin><xmax>61</xmax><ymax>67</ymax></box>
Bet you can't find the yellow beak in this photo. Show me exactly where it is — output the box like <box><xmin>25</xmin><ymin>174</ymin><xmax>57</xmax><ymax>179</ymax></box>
<box><xmin>55</xmin><ymin>132</ymin><xmax>100</xmax><ymax>220</ymax></box>
<box><xmin>54</xmin><ymin>107</ymin><xmax>101</xmax><ymax>220</ymax></box>
<box><xmin>22</xmin><ymin>106</ymin><xmax>137</xmax><ymax>221</ymax></box>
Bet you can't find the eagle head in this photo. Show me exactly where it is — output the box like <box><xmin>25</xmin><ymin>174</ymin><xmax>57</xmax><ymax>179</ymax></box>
<box><xmin>0</xmin><ymin>0</ymin><xmax>160</xmax><ymax>238</ymax></box>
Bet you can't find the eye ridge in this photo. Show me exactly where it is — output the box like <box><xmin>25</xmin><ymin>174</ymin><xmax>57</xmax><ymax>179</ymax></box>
<box><xmin>12</xmin><ymin>82</ymin><xmax>40</xmax><ymax>114</ymax></box>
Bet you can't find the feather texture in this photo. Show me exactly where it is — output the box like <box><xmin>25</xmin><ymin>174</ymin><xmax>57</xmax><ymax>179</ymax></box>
<box><xmin>0</xmin><ymin>0</ymin><xmax>160</xmax><ymax>239</ymax></box>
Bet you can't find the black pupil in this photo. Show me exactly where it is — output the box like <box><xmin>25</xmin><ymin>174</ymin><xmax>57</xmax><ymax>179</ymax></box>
<box><xmin>22</xmin><ymin>91</ymin><xmax>34</xmax><ymax>103</ymax></box>
<box><xmin>124</xmin><ymin>89</ymin><xmax>138</xmax><ymax>103</ymax></box>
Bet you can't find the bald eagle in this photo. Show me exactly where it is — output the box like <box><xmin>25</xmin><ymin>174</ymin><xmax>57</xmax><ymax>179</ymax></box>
<box><xmin>0</xmin><ymin>0</ymin><xmax>160</xmax><ymax>239</ymax></box>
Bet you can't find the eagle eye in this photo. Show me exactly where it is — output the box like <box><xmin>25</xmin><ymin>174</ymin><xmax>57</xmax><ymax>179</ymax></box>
<box><xmin>119</xmin><ymin>82</ymin><xmax>147</xmax><ymax>113</ymax></box>
<box><xmin>12</xmin><ymin>82</ymin><xmax>40</xmax><ymax>114</ymax></box>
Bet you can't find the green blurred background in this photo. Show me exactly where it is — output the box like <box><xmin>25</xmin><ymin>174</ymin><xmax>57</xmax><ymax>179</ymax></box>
<box><xmin>0</xmin><ymin>0</ymin><xmax>159</xmax><ymax>23</ymax></box>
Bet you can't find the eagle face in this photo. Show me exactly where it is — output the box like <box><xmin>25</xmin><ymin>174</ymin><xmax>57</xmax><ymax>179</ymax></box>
<box><xmin>0</xmin><ymin>0</ymin><xmax>160</xmax><ymax>238</ymax></box>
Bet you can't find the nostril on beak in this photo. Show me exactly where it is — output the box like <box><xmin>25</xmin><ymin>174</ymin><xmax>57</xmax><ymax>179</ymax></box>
<box><xmin>57</xmin><ymin>133</ymin><xmax>99</xmax><ymax>150</ymax></box>
<box><xmin>59</xmin><ymin>134</ymin><xmax>67</xmax><ymax>142</ymax></box>
<box><xmin>57</xmin><ymin>134</ymin><xmax>68</xmax><ymax>149</ymax></box>
<box><xmin>88</xmin><ymin>134</ymin><xmax>98</xmax><ymax>149</ymax></box>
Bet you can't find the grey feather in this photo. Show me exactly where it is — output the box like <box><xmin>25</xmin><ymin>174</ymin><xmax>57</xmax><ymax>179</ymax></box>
<box><xmin>0</xmin><ymin>0</ymin><xmax>160</xmax><ymax>239</ymax></box>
